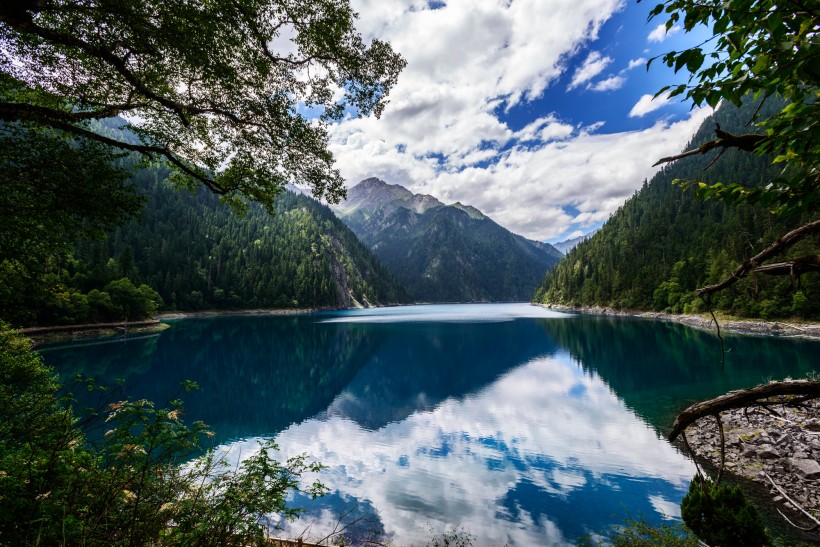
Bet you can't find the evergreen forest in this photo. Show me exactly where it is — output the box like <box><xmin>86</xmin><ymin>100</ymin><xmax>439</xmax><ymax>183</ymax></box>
<box><xmin>534</xmin><ymin>97</ymin><xmax>820</xmax><ymax>319</ymax></box>
<box><xmin>1</xmin><ymin>162</ymin><xmax>410</xmax><ymax>327</ymax></box>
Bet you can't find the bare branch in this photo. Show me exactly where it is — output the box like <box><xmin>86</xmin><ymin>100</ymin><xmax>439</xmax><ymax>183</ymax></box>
<box><xmin>696</xmin><ymin>220</ymin><xmax>820</xmax><ymax>297</ymax></box>
<box><xmin>764</xmin><ymin>472</ymin><xmax>820</xmax><ymax>531</ymax></box>
<box><xmin>653</xmin><ymin>124</ymin><xmax>769</xmax><ymax>167</ymax></box>
<box><xmin>753</xmin><ymin>255</ymin><xmax>820</xmax><ymax>276</ymax></box>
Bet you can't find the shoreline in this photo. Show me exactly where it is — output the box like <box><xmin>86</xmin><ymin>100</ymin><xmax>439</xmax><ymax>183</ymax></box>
<box><xmin>21</xmin><ymin>303</ymin><xmax>820</xmax><ymax>345</ymax></box>
<box><xmin>24</xmin><ymin>321</ymin><xmax>171</xmax><ymax>346</ymax></box>
<box><xmin>535</xmin><ymin>303</ymin><xmax>820</xmax><ymax>341</ymax></box>
<box><xmin>154</xmin><ymin>307</ymin><xmax>328</xmax><ymax>320</ymax></box>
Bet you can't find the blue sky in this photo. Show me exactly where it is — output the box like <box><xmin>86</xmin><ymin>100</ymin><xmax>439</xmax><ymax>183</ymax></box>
<box><xmin>326</xmin><ymin>0</ymin><xmax>714</xmax><ymax>242</ymax></box>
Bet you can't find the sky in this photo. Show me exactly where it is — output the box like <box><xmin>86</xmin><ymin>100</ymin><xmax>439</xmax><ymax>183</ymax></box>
<box><xmin>325</xmin><ymin>0</ymin><xmax>714</xmax><ymax>243</ymax></box>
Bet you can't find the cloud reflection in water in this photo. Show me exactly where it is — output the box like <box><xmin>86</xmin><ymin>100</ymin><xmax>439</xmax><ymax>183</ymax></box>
<box><xmin>219</xmin><ymin>351</ymin><xmax>695</xmax><ymax>545</ymax></box>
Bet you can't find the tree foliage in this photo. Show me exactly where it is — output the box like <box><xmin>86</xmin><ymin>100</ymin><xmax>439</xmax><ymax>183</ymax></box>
<box><xmin>648</xmin><ymin>0</ymin><xmax>819</xmax><ymax>218</ymax></box>
<box><xmin>0</xmin><ymin>0</ymin><xmax>405</xmax><ymax>210</ymax></box>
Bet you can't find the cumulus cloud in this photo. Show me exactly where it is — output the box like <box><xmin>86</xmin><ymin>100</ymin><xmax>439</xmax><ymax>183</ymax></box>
<box><xmin>567</xmin><ymin>51</ymin><xmax>614</xmax><ymax>91</ymax></box>
<box><xmin>647</xmin><ymin>23</ymin><xmax>681</xmax><ymax>42</ymax></box>
<box><xmin>322</xmin><ymin>1</ymin><xmax>710</xmax><ymax>241</ymax></box>
<box><xmin>629</xmin><ymin>92</ymin><xmax>672</xmax><ymax>117</ymax></box>
<box><xmin>514</xmin><ymin>115</ymin><xmax>575</xmax><ymax>143</ymax></box>
<box><xmin>626</xmin><ymin>57</ymin><xmax>647</xmax><ymax>70</ymax></box>
<box><xmin>587</xmin><ymin>75</ymin><xmax>626</xmax><ymax>91</ymax></box>
<box><xmin>333</xmin><ymin>107</ymin><xmax>710</xmax><ymax>240</ymax></box>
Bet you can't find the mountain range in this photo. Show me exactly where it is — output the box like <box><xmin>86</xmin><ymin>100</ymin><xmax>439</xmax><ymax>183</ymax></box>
<box><xmin>333</xmin><ymin>178</ymin><xmax>562</xmax><ymax>302</ymax></box>
<box><xmin>551</xmin><ymin>230</ymin><xmax>598</xmax><ymax>254</ymax></box>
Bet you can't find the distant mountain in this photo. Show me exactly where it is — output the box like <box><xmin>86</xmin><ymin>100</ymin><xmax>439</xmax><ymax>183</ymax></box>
<box><xmin>333</xmin><ymin>178</ymin><xmax>562</xmax><ymax>302</ymax></box>
<box><xmin>551</xmin><ymin>230</ymin><xmax>598</xmax><ymax>255</ymax></box>
<box><xmin>533</xmin><ymin>96</ymin><xmax>819</xmax><ymax>319</ymax></box>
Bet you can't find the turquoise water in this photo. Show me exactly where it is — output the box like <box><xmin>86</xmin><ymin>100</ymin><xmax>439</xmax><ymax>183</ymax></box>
<box><xmin>39</xmin><ymin>304</ymin><xmax>820</xmax><ymax>545</ymax></box>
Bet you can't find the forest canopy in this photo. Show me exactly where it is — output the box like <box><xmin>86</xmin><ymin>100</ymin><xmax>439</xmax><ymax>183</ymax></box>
<box><xmin>648</xmin><ymin>0</ymin><xmax>818</xmax><ymax>219</ymax></box>
<box><xmin>0</xmin><ymin>0</ymin><xmax>405</xmax><ymax>211</ymax></box>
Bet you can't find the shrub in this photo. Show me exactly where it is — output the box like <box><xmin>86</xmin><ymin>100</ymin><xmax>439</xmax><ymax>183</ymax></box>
<box><xmin>681</xmin><ymin>476</ymin><xmax>770</xmax><ymax>547</ymax></box>
<box><xmin>0</xmin><ymin>324</ymin><xmax>324</xmax><ymax>545</ymax></box>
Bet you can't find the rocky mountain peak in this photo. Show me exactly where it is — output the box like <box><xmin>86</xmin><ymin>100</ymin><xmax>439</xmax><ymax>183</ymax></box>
<box><xmin>335</xmin><ymin>178</ymin><xmax>442</xmax><ymax>217</ymax></box>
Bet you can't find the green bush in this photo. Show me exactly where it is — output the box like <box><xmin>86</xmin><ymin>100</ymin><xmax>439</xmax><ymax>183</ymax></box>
<box><xmin>0</xmin><ymin>323</ymin><xmax>324</xmax><ymax>545</ymax></box>
<box><xmin>681</xmin><ymin>476</ymin><xmax>770</xmax><ymax>546</ymax></box>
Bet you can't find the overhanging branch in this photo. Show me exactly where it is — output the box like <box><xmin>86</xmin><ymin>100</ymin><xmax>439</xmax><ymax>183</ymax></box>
<box><xmin>0</xmin><ymin>105</ymin><xmax>224</xmax><ymax>194</ymax></box>
<box><xmin>696</xmin><ymin>220</ymin><xmax>820</xmax><ymax>297</ymax></box>
<box><xmin>653</xmin><ymin>123</ymin><xmax>769</xmax><ymax>167</ymax></box>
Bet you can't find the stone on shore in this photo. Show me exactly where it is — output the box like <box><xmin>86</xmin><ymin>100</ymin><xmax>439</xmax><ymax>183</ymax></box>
<box><xmin>789</xmin><ymin>457</ymin><xmax>820</xmax><ymax>480</ymax></box>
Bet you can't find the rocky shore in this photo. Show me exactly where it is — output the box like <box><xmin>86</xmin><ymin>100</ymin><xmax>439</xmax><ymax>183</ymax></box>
<box><xmin>537</xmin><ymin>304</ymin><xmax>820</xmax><ymax>341</ymax></box>
<box><xmin>684</xmin><ymin>397</ymin><xmax>820</xmax><ymax>532</ymax></box>
<box><xmin>154</xmin><ymin>307</ymin><xmax>322</xmax><ymax>320</ymax></box>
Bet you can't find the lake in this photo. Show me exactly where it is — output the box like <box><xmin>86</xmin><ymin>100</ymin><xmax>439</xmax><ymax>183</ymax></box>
<box><xmin>39</xmin><ymin>303</ymin><xmax>820</xmax><ymax>545</ymax></box>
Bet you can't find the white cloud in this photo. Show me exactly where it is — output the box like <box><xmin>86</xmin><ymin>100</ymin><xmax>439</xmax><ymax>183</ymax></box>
<box><xmin>626</xmin><ymin>57</ymin><xmax>647</xmax><ymax>71</ymax></box>
<box><xmin>321</xmin><ymin>1</ymin><xmax>710</xmax><ymax>241</ymax></box>
<box><xmin>338</xmin><ymin>0</ymin><xmax>625</xmax><ymax>159</ymax></box>
<box><xmin>647</xmin><ymin>23</ymin><xmax>681</xmax><ymax>42</ymax></box>
<box><xmin>217</xmin><ymin>352</ymin><xmax>696</xmax><ymax>545</ymax></box>
<box><xmin>334</xmin><ymin>107</ymin><xmax>710</xmax><ymax>240</ymax></box>
<box><xmin>568</xmin><ymin>51</ymin><xmax>613</xmax><ymax>91</ymax></box>
<box><xmin>515</xmin><ymin>115</ymin><xmax>575</xmax><ymax>143</ymax></box>
<box><xmin>587</xmin><ymin>75</ymin><xmax>626</xmax><ymax>91</ymax></box>
<box><xmin>629</xmin><ymin>92</ymin><xmax>672</xmax><ymax>117</ymax></box>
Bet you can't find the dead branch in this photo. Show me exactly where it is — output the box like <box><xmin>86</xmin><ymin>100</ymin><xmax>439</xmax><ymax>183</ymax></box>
<box><xmin>754</xmin><ymin>255</ymin><xmax>820</xmax><ymax>276</ymax></box>
<box><xmin>696</xmin><ymin>220</ymin><xmax>820</xmax><ymax>297</ymax></box>
<box><xmin>668</xmin><ymin>380</ymin><xmax>820</xmax><ymax>442</ymax></box>
<box><xmin>653</xmin><ymin>124</ymin><xmax>769</xmax><ymax>167</ymax></box>
<box><xmin>714</xmin><ymin>413</ymin><xmax>725</xmax><ymax>486</ymax></box>
<box><xmin>763</xmin><ymin>472</ymin><xmax>820</xmax><ymax>532</ymax></box>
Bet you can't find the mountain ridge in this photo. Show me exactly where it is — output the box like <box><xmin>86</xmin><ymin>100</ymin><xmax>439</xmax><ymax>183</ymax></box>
<box><xmin>533</xmin><ymin>96</ymin><xmax>819</xmax><ymax>319</ymax></box>
<box><xmin>333</xmin><ymin>178</ymin><xmax>562</xmax><ymax>303</ymax></box>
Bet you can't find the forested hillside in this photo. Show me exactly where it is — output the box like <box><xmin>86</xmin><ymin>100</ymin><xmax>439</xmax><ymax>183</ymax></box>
<box><xmin>334</xmin><ymin>178</ymin><xmax>563</xmax><ymax>302</ymax></box>
<box><xmin>534</xmin><ymin>98</ymin><xmax>819</xmax><ymax>319</ymax></box>
<box><xmin>1</xmin><ymin>166</ymin><xmax>409</xmax><ymax>326</ymax></box>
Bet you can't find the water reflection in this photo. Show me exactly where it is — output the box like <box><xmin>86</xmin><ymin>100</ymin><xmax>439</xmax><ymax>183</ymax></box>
<box><xmin>40</xmin><ymin>315</ymin><xmax>383</xmax><ymax>441</ymax></box>
<box><xmin>540</xmin><ymin>316</ymin><xmax>820</xmax><ymax>429</ymax></box>
<box><xmin>221</xmin><ymin>352</ymin><xmax>694</xmax><ymax>545</ymax></box>
<box><xmin>39</xmin><ymin>304</ymin><xmax>820</xmax><ymax>545</ymax></box>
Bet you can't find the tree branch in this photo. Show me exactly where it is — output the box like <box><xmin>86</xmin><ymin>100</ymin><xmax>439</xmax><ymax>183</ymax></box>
<box><xmin>0</xmin><ymin>101</ymin><xmax>140</xmax><ymax>123</ymax></box>
<box><xmin>696</xmin><ymin>220</ymin><xmax>820</xmax><ymax>297</ymax></box>
<box><xmin>0</xmin><ymin>105</ymin><xmax>224</xmax><ymax>194</ymax></box>
<box><xmin>753</xmin><ymin>255</ymin><xmax>820</xmax><ymax>276</ymax></box>
<box><xmin>1</xmin><ymin>15</ymin><xmax>195</xmax><ymax>125</ymax></box>
<box><xmin>764</xmin><ymin>472</ymin><xmax>820</xmax><ymax>532</ymax></box>
<box><xmin>668</xmin><ymin>380</ymin><xmax>820</xmax><ymax>442</ymax></box>
<box><xmin>653</xmin><ymin>124</ymin><xmax>770</xmax><ymax>167</ymax></box>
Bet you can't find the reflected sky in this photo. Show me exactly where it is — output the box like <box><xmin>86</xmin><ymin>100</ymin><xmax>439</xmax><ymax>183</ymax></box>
<box><xmin>318</xmin><ymin>302</ymin><xmax>573</xmax><ymax>323</ymax></box>
<box><xmin>217</xmin><ymin>351</ymin><xmax>694</xmax><ymax>545</ymax></box>
<box><xmin>40</xmin><ymin>303</ymin><xmax>820</xmax><ymax>545</ymax></box>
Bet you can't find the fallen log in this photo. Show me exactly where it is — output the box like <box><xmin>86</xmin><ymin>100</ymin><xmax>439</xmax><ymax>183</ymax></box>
<box><xmin>668</xmin><ymin>380</ymin><xmax>820</xmax><ymax>442</ymax></box>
